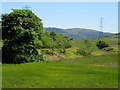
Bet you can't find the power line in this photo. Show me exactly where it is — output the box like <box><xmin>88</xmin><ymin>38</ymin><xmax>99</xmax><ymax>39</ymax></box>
<box><xmin>100</xmin><ymin>17</ymin><xmax>103</xmax><ymax>31</ymax></box>
<box><xmin>22</xmin><ymin>5</ymin><xmax>31</xmax><ymax>10</ymax></box>
<box><xmin>99</xmin><ymin>17</ymin><xmax>103</xmax><ymax>38</ymax></box>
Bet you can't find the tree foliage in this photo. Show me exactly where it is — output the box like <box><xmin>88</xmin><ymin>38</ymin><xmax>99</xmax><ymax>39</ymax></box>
<box><xmin>76</xmin><ymin>40</ymin><xmax>93</xmax><ymax>56</ymax></box>
<box><xmin>41</xmin><ymin>31</ymin><xmax>72</xmax><ymax>54</ymax></box>
<box><xmin>55</xmin><ymin>34</ymin><xmax>72</xmax><ymax>53</ymax></box>
<box><xmin>96</xmin><ymin>40</ymin><xmax>110</xmax><ymax>49</ymax></box>
<box><xmin>41</xmin><ymin>32</ymin><xmax>54</xmax><ymax>48</ymax></box>
<box><xmin>2</xmin><ymin>9</ymin><xmax>43</xmax><ymax>63</ymax></box>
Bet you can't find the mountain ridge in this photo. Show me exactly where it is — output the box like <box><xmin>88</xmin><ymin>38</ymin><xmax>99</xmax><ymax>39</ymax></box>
<box><xmin>44</xmin><ymin>27</ymin><xmax>112</xmax><ymax>39</ymax></box>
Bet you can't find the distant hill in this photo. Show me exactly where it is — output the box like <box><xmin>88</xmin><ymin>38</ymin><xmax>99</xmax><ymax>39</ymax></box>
<box><xmin>44</xmin><ymin>27</ymin><xmax>112</xmax><ymax>39</ymax></box>
<box><xmin>103</xmin><ymin>33</ymin><xmax>120</xmax><ymax>38</ymax></box>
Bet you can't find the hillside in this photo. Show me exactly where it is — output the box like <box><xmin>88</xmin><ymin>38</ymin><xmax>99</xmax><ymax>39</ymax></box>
<box><xmin>44</xmin><ymin>27</ymin><xmax>112</xmax><ymax>39</ymax></box>
<box><xmin>103</xmin><ymin>33</ymin><xmax>120</xmax><ymax>38</ymax></box>
<box><xmin>3</xmin><ymin>55</ymin><xmax>118</xmax><ymax>88</ymax></box>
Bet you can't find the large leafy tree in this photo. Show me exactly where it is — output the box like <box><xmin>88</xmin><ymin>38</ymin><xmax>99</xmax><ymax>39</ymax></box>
<box><xmin>2</xmin><ymin>9</ymin><xmax>43</xmax><ymax>63</ymax></box>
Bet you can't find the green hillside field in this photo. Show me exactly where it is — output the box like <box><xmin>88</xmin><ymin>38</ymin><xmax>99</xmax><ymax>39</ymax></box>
<box><xmin>2</xmin><ymin>34</ymin><xmax>119</xmax><ymax>88</ymax></box>
<box><xmin>2</xmin><ymin>54</ymin><xmax>118</xmax><ymax>88</ymax></box>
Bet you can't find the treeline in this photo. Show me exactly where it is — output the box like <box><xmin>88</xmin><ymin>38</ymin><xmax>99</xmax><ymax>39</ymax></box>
<box><xmin>42</xmin><ymin>31</ymin><xmax>73</xmax><ymax>53</ymax></box>
<box><xmin>2</xmin><ymin>9</ymin><xmax>72</xmax><ymax>64</ymax></box>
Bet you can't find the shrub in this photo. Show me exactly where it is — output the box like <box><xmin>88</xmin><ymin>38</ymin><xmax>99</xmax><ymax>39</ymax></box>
<box><xmin>76</xmin><ymin>40</ymin><xmax>93</xmax><ymax>56</ymax></box>
<box><xmin>96</xmin><ymin>40</ymin><xmax>110</xmax><ymax>49</ymax></box>
<box><xmin>76</xmin><ymin>48</ymin><xmax>92</xmax><ymax>56</ymax></box>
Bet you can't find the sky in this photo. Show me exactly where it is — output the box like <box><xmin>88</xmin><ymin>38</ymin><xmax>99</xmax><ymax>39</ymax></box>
<box><xmin>1</xmin><ymin>2</ymin><xmax>118</xmax><ymax>33</ymax></box>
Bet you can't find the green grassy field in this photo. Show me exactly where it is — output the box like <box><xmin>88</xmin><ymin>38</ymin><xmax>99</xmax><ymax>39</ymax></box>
<box><xmin>2</xmin><ymin>54</ymin><xmax>118</xmax><ymax>88</ymax></box>
<box><xmin>2</xmin><ymin>34</ymin><xmax>119</xmax><ymax>88</ymax></box>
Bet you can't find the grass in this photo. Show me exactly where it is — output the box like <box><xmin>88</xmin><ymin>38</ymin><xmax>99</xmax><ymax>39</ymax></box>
<box><xmin>2</xmin><ymin>35</ymin><xmax>119</xmax><ymax>88</ymax></box>
<box><xmin>2</xmin><ymin>54</ymin><xmax>118</xmax><ymax>88</ymax></box>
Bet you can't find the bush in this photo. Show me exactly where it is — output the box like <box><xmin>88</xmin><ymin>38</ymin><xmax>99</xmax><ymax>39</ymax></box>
<box><xmin>76</xmin><ymin>48</ymin><xmax>92</xmax><ymax>56</ymax></box>
<box><xmin>96</xmin><ymin>40</ymin><xmax>110</xmax><ymax>49</ymax></box>
<box><xmin>76</xmin><ymin>40</ymin><xmax>93</xmax><ymax>56</ymax></box>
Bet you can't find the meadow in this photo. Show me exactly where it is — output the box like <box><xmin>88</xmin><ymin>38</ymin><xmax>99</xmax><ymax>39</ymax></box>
<box><xmin>2</xmin><ymin>34</ymin><xmax>119</xmax><ymax>88</ymax></box>
<box><xmin>2</xmin><ymin>54</ymin><xmax>118</xmax><ymax>88</ymax></box>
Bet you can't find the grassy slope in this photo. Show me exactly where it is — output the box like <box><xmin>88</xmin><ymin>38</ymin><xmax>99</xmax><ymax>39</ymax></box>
<box><xmin>2</xmin><ymin>54</ymin><xmax>118</xmax><ymax>88</ymax></box>
<box><xmin>44</xmin><ymin>36</ymin><xmax>119</xmax><ymax>60</ymax></box>
<box><xmin>2</xmin><ymin>34</ymin><xmax>119</xmax><ymax>88</ymax></box>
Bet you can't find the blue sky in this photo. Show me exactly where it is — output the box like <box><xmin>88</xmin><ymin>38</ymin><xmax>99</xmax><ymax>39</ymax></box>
<box><xmin>1</xmin><ymin>2</ymin><xmax>118</xmax><ymax>33</ymax></box>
